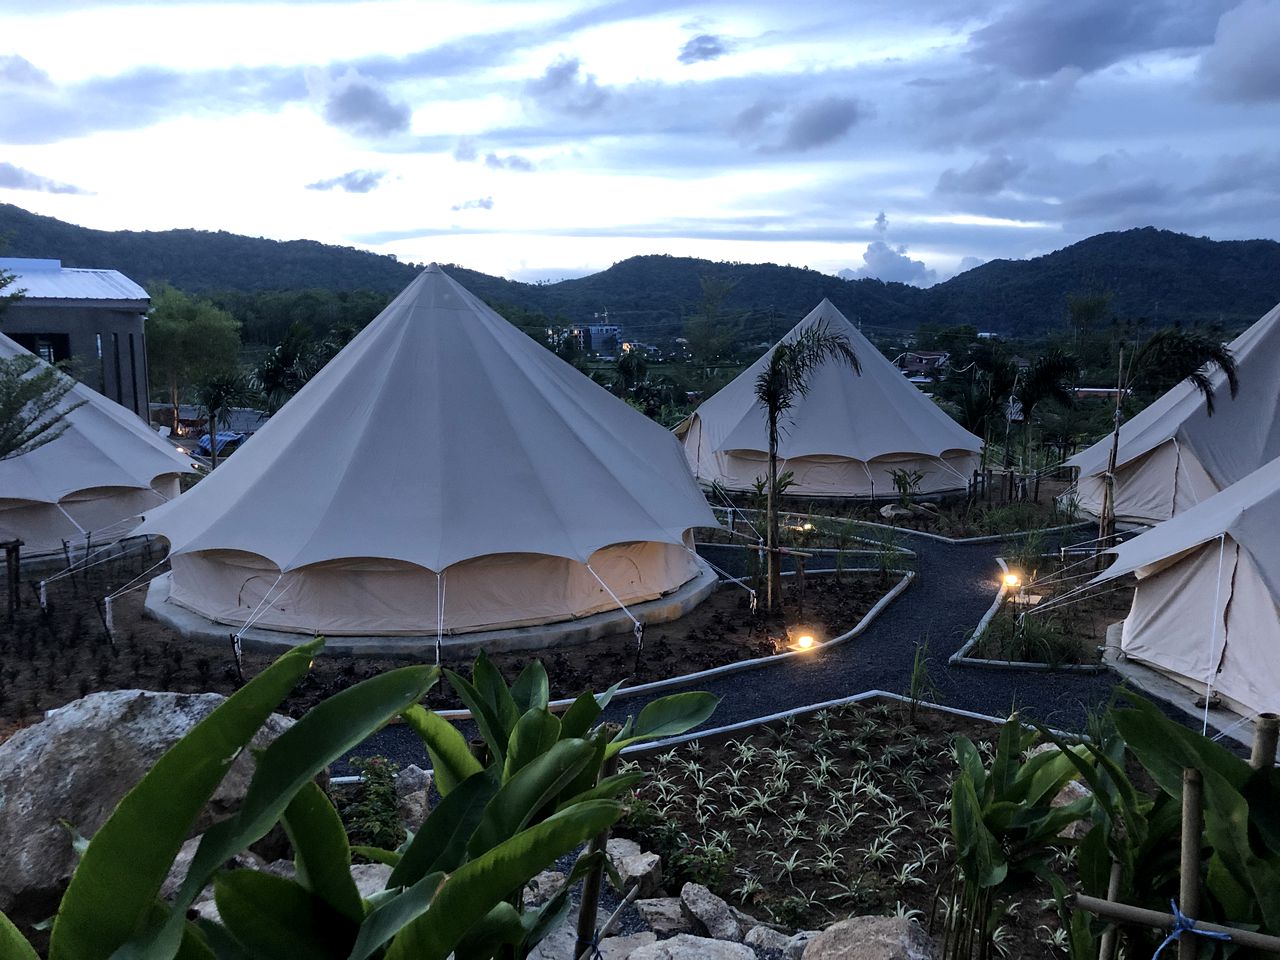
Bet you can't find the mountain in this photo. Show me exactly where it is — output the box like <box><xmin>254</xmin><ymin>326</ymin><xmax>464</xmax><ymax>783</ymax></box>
<box><xmin>2</xmin><ymin>204</ymin><xmax>1277</xmax><ymax>337</ymax></box>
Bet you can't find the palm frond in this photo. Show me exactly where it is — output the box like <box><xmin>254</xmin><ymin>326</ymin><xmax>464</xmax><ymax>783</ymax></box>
<box><xmin>1130</xmin><ymin>330</ymin><xmax>1239</xmax><ymax>416</ymax></box>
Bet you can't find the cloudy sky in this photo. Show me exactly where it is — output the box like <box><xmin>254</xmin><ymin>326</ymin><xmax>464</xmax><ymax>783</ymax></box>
<box><xmin>2</xmin><ymin>0</ymin><xmax>1279</xmax><ymax>285</ymax></box>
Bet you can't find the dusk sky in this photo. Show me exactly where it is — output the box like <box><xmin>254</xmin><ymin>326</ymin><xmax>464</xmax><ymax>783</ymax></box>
<box><xmin>2</xmin><ymin>0</ymin><xmax>1279</xmax><ymax>285</ymax></box>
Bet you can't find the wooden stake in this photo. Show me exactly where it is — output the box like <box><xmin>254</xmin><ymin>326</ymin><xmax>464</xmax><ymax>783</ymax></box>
<box><xmin>576</xmin><ymin>723</ymin><xmax>622</xmax><ymax>958</ymax></box>
<box><xmin>1180</xmin><ymin>768</ymin><xmax>1203</xmax><ymax>960</ymax></box>
<box><xmin>1098</xmin><ymin>858</ymin><xmax>1123</xmax><ymax>960</ymax></box>
<box><xmin>1251</xmin><ymin>713</ymin><xmax>1279</xmax><ymax>770</ymax></box>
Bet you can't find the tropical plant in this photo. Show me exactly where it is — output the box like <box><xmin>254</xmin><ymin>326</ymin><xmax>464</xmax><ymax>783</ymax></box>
<box><xmin>0</xmin><ymin>352</ymin><xmax>84</xmax><ymax>461</ymax></box>
<box><xmin>252</xmin><ymin>321</ymin><xmax>322</xmax><ymax>413</ymax></box>
<box><xmin>195</xmin><ymin>371</ymin><xmax>256</xmax><ymax>469</ymax></box>
<box><xmin>0</xmin><ymin>643</ymin><xmax>717</xmax><ymax>960</ymax></box>
<box><xmin>890</xmin><ymin>468</ymin><xmax>925</xmax><ymax>508</ymax></box>
<box><xmin>904</xmin><ymin>642</ymin><xmax>938</xmax><ymax>723</ymax></box>
<box><xmin>147</xmin><ymin>285</ymin><xmax>242</xmax><ymax>430</ymax></box>
<box><xmin>753</xmin><ymin>322</ymin><xmax>859</xmax><ymax>609</ymax></box>
<box><xmin>1012</xmin><ymin>350</ymin><xmax>1079</xmax><ymax>472</ymax></box>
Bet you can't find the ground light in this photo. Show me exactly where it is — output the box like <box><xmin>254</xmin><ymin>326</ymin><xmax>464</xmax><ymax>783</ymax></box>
<box><xmin>1003</xmin><ymin>571</ymin><xmax>1021</xmax><ymax>589</ymax></box>
<box><xmin>786</xmin><ymin>628</ymin><xmax>820</xmax><ymax>652</ymax></box>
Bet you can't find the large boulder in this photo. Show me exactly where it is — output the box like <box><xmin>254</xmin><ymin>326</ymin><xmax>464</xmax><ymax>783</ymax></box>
<box><xmin>635</xmin><ymin>896</ymin><xmax>696</xmax><ymax>936</ymax></box>
<box><xmin>0</xmin><ymin>690</ymin><xmax>293</xmax><ymax>923</ymax></box>
<box><xmin>680</xmin><ymin>882</ymin><xmax>741</xmax><ymax>941</ymax></box>
<box><xmin>802</xmin><ymin>916</ymin><xmax>937</xmax><ymax>960</ymax></box>
<box><xmin>629</xmin><ymin>934</ymin><xmax>755</xmax><ymax>959</ymax></box>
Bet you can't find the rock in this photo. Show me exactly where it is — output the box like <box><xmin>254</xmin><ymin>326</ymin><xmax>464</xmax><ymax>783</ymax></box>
<box><xmin>786</xmin><ymin>931</ymin><xmax>822</xmax><ymax>959</ymax></box>
<box><xmin>398</xmin><ymin>788</ymin><xmax>430</xmax><ymax>830</ymax></box>
<box><xmin>527</xmin><ymin>925</ymin><xmax>575</xmax><ymax>960</ymax></box>
<box><xmin>607</xmin><ymin>837</ymin><xmax>642</xmax><ymax>859</ymax></box>
<box><xmin>524</xmin><ymin>870</ymin><xmax>568</xmax><ymax>906</ymax></box>
<box><xmin>351</xmin><ymin>862</ymin><xmax>393</xmax><ymax>899</ymax></box>
<box><xmin>629</xmin><ymin>934</ymin><xmax>755</xmax><ymax>959</ymax></box>
<box><xmin>747</xmin><ymin>924</ymin><xmax>793</xmax><ymax>953</ymax></box>
<box><xmin>879</xmin><ymin>505</ymin><xmax>913</xmax><ymax>522</ymax></box>
<box><xmin>0</xmin><ymin>690</ymin><xmax>292</xmax><ymax>922</ymax></box>
<box><xmin>732</xmin><ymin>906</ymin><xmax>783</xmax><ymax>938</ymax></box>
<box><xmin>395</xmin><ymin>764</ymin><xmax>432</xmax><ymax>797</ymax></box>
<box><xmin>909</xmin><ymin>502</ymin><xmax>940</xmax><ymax>516</ymax></box>
<box><xmin>600</xmin><ymin>932</ymin><xmax>658</xmax><ymax>958</ymax></box>
<box><xmin>262</xmin><ymin>859</ymin><xmax>297</xmax><ymax>879</ymax></box>
<box><xmin>1052</xmin><ymin>779</ymin><xmax>1093</xmax><ymax>840</ymax></box>
<box><xmin>160</xmin><ymin>836</ymin><xmax>265</xmax><ymax>900</ymax></box>
<box><xmin>634</xmin><ymin>897</ymin><xmax>696</xmax><ymax>936</ymax></box>
<box><xmin>801</xmin><ymin>916</ymin><xmax>936</xmax><ymax>960</ymax></box>
<box><xmin>680</xmin><ymin>882</ymin><xmax>741</xmax><ymax>942</ymax></box>
<box><xmin>614</xmin><ymin>852</ymin><xmax>663</xmax><ymax>898</ymax></box>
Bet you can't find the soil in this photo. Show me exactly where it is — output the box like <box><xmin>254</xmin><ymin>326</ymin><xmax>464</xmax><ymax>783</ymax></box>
<box><xmin>615</xmin><ymin>697</ymin><xmax>1075</xmax><ymax>957</ymax></box>
<box><xmin>0</xmin><ymin>550</ymin><xmax>897</xmax><ymax>738</ymax></box>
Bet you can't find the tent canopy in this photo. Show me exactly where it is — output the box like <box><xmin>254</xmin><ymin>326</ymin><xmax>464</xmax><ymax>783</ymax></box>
<box><xmin>686</xmin><ymin>299</ymin><xmax>982</xmax><ymax>463</ymax></box>
<box><xmin>1068</xmin><ymin>301</ymin><xmax>1280</xmax><ymax>490</ymax></box>
<box><xmin>0</xmin><ymin>332</ymin><xmax>193</xmax><ymax>505</ymax></box>
<box><xmin>138</xmin><ymin>265</ymin><xmax>717</xmax><ymax>574</ymax></box>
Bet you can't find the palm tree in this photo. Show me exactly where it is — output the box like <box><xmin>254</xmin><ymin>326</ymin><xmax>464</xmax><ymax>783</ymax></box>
<box><xmin>1013</xmin><ymin>350</ymin><xmax>1079</xmax><ymax>473</ymax></box>
<box><xmin>614</xmin><ymin>351</ymin><xmax>647</xmax><ymax>397</ymax></box>
<box><xmin>196</xmin><ymin>372</ymin><xmax>255</xmax><ymax>470</ymax></box>
<box><xmin>252</xmin><ymin>322</ymin><xmax>320</xmax><ymax>414</ymax></box>
<box><xmin>753</xmin><ymin>321</ymin><xmax>859</xmax><ymax>609</ymax></box>
<box><xmin>1096</xmin><ymin>329</ymin><xmax>1239</xmax><ymax>550</ymax></box>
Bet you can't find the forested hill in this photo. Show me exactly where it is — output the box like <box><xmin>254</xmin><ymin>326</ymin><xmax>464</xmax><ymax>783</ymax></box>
<box><xmin>2</xmin><ymin>203</ymin><xmax>1277</xmax><ymax>336</ymax></box>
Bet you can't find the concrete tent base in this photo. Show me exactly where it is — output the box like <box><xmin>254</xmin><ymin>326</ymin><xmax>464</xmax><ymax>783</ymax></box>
<box><xmin>143</xmin><ymin>560</ymin><xmax>720</xmax><ymax>658</ymax></box>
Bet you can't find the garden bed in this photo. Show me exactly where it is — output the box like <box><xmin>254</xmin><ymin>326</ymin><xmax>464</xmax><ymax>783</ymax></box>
<box><xmin>0</xmin><ymin>555</ymin><xmax>903</xmax><ymax>736</ymax></box>
<box><xmin>614</xmin><ymin>697</ymin><xmax>1075</xmax><ymax>956</ymax></box>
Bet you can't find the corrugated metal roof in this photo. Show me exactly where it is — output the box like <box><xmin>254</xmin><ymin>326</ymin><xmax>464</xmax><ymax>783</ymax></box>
<box><xmin>0</xmin><ymin>257</ymin><xmax>148</xmax><ymax>302</ymax></box>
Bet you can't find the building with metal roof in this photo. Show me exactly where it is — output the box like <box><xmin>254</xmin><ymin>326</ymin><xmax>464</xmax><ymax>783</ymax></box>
<box><xmin>0</xmin><ymin>257</ymin><xmax>151</xmax><ymax>418</ymax></box>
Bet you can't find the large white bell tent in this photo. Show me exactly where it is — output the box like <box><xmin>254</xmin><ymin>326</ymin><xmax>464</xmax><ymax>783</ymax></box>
<box><xmin>139</xmin><ymin>265</ymin><xmax>717</xmax><ymax>638</ymax></box>
<box><xmin>1067</xmin><ymin>301</ymin><xmax>1280</xmax><ymax>524</ymax></box>
<box><xmin>0</xmin><ymin>332</ymin><xmax>194</xmax><ymax>556</ymax></box>
<box><xmin>675</xmin><ymin>299</ymin><xmax>983</xmax><ymax>498</ymax></box>
<box><xmin>1094</xmin><ymin>455</ymin><xmax>1280</xmax><ymax>717</ymax></box>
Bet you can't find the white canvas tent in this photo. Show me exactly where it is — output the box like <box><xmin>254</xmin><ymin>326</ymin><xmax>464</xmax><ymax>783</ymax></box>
<box><xmin>675</xmin><ymin>300</ymin><xmax>983</xmax><ymax>497</ymax></box>
<box><xmin>0</xmin><ymin>332</ymin><xmax>194</xmax><ymax>555</ymax></box>
<box><xmin>139</xmin><ymin>265</ymin><xmax>717</xmax><ymax>636</ymax></box>
<box><xmin>1094</xmin><ymin>455</ymin><xmax>1280</xmax><ymax>716</ymax></box>
<box><xmin>1067</xmin><ymin>301</ymin><xmax>1280</xmax><ymax>523</ymax></box>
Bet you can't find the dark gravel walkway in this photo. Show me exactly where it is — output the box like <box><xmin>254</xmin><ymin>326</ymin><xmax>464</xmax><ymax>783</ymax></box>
<box><xmin>349</xmin><ymin>531</ymin><xmax>1124</xmax><ymax>773</ymax></box>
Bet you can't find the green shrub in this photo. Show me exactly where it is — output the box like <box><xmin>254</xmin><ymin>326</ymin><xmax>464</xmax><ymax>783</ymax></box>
<box><xmin>342</xmin><ymin>755</ymin><xmax>404</xmax><ymax>851</ymax></box>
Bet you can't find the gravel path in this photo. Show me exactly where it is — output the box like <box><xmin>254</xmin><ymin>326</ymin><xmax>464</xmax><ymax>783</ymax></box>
<box><xmin>349</xmin><ymin>530</ymin><xmax>1123</xmax><ymax>772</ymax></box>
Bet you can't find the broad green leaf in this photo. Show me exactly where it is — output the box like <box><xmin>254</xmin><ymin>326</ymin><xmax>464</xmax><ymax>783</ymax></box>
<box><xmin>989</xmin><ymin>714</ymin><xmax>1023</xmax><ymax>804</ymax></box>
<box><xmin>0</xmin><ymin>910</ymin><xmax>39</xmax><ymax>960</ymax></box>
<box><xmin>468</xmin><ymin>739</ymin><xmax>597</xmax><ymax>858</ymax></box>
<box><xmin>445</xmin><ymin>669</ymin><xmax>510</xmax><ymax>764</ymax></box>
<box><xmin>401</xmin><ymin>705</ymin><xmax>483</xmax><ymax>797</ymax></box>
<box><xmin>281</xmin><ymin>781</ymin><xmax>363</xmax><ymax>923</ymax></box>
<box><xmin>559</xmin><ymin>681</ymin><xmax>623</xmax><ymax>742</ymax></box>
<box><xmin>951</xmin><ymin>772</ymin><xmax>1007</xmax><ymax>889</ymax></box>
<box><xmin>521</xmin><ymin>850</ymin><xmax>606</xmax><ymax>949</ymax></box>
<box><xmin>504</xmin><ymin>708</ymin><xmax>562</xmax><ymax>781</ymax></box>
<box><xmin>384</xmin><ymin>800</ymin><xmax>623</xmax><ymax>960</ymax></box>
<box><xmin>453</xmin><ymin>902</ymin><xmax>526</xmax><ymax>960</ymax></box>
<box><xmin>556</xmin><ymin>771</ymin><xmax>645</xmax><ymax>812</ymax></box>
<box><xmin>472</xmin><ymin>652</ymin><xmax>520</xmax><ymax>744</ymax></box>
<box><xmin>49</xmin><ymin>637</ymin><xmax>324</xmax><ymax>960</ymax></box>
<box><xmin>192</xmin><ymin>920</ymin><xmax>251</xmax><ymax>960</ymax></box>
<box><xmin>607</xmin><ymin>692</ymin><xmax>719</xmax><ymax>756</ymax></box>
<box><xmin>1242</xmin><ymin>766</ymin><xmax>1280</xmax><ymax>855</ymax></box>
<box><xmin>350</xmin><ymin>846</ymin><xmax>401</xmax><ymax>867</ymax></box>
<box><xmin>214</xmin><ymin>870</ymin><xmax>356</xmax><ymax>960</ymax></box>
<box><xmin>952</xmin><ymin>736</ymin><xmax>986</xmax><ymax>795</ymax></box>
<box><xmin>389</xmin><ymin>771</ymin><xmax>499</xmax><ymax>888</ymax></box>
<box><xmin>349</xmin><ymin>871</ymin><xmax>444</xmax><ymax>960</ymax></box>
<box><xmin>1076</xmin><ymin>824</ymin><xmax>1112</xmax><ymax>898</ymax></box>
<box><xmin>175</xmin><ymin>923</ymin><xmax>215</xmax><ymax>960</ymax></box>
<box><xmin>510</xmin><ymin>662</ymin><xmax>550</xmax><ymax>714</ymax></box>
<box><xmin>153</xmin><ymin>664</ymin><xmax>438</xmax><ymax>956</ymax></box>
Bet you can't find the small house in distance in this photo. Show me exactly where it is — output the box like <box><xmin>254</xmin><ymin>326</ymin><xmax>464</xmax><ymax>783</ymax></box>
<box><xmin>0</xmin><ymin>258</ymin><xmax>151</xmax><ymax>419</ymax></box>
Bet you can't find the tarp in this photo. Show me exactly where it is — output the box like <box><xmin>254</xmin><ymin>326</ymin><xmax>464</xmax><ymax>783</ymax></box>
<box><xmin>676</xmin><ymin>299</ymin><xmax>983</xmax><ymax>495</ymax></box>
<box><xmin>139</xmin><ymin>264</ymin><xmax>717</xmax><ymax>573</ymax></box>
<box><xmin>0</xmin><ymin>332</ymin><xmax>193</xmax><ymax>551</ymax></box>
<box><xmin>1068</xmin><ymin>301</ymin><xmax>1280</xmax><ymax>522</ymax></box>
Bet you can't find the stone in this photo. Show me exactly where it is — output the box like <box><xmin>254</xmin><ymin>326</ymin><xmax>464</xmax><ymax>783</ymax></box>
<box><xmin>628</xmin><ymin>934</ymin><xmax>755</xmax><ymax>960</ymax></box>
<box><xmin>524</xmin><ymin>870</ymin><xmax>568</xmax><ymax>906</ymax></box>
<box><xmin>395</xmin><ymin>764</ymin><xmax>432</xmax><ymax>797</ymax></box>
<box><xmin>1052</xmin><ymin>779</ymin><xmax>1093</xmax><ymax>840</ymax></box>
<box><xmin>397</xmin><ymin>789</ymin><xmax>430</xmax><ymax>830</ymax></box>
<box><xmin>614</xmin><ymin>852</ymin><xmax>663</xmax><ymax>898</ymax></box>
<box><xmin>747</xmin><ymin>924</ymin><xmax>793</xmax><ymax>953</ymax></box>
<box><xmin>785</xmin><ymin>931</ymin><xmax>822</xmax><ymax>959</ymax></box>
<box><xmin>351</xmin><ymin>862</ymin><xmax>393</xmax><ymax>899</ymax></box>
<box><xmin>600</xmin><ymin>932</ymin><xmax>658</xmax><ymax>959</ymax></box>
<box><xmin>634</xmin><ymin>897</ymin><xmax>695</xmax><ymax>936</ymax></box>
<box><xmin>801</xmin><ymin>916</ymin><xmax>937</xmax><ymax>960</ymax></box>
<box><xmin>262</xmin><ymin>859</ymin><xmax>297</xmax><ymax>880</ymax></box>
<box><xmin>0</xmin><ymin>690</ymin><xmax>293</xmax><ymax>923</ymax></box>
<box><xmin>607</xmin><ymin>837</ymin><xmax>642</xmax><ymax>859</ymax></box>
<box><xmin>680</xmin><ymin>882</ymin><xmax>741</xmax><ymax>942</ymax></box>
<box><xmin>160</xmin><ymin>837</ymin><xmax>265</xmax><ymax>900</ymax></box>
<box><xmin>879</xmin><ymin>505</ymin><xmax>913</xmax><ymax>522</ymax></box>
<box><xmin>732</xmin><ymin>906</ymin><xmax>782</xmax><ymax>938</ymax></box>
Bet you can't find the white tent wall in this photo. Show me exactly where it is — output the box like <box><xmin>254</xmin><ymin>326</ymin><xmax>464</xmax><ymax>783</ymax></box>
<box><xmin>167</xmin><ymin>539</ymin><xmax>702</xmax><ymax>636</ymax></box>
<box><xmin>1121</xmin><ymin>536</ymin><xmax>1280</xmax><ymax>716</ymax></box>
<box><xmin>1074</xmin><ymin>440</ymin><xmax>1218</xmax><ymax>522</ymax></box>
<box><xmin>0</xmin><ymin>476</ymin><xmax>183</xmax><ymax>555</ymax></box>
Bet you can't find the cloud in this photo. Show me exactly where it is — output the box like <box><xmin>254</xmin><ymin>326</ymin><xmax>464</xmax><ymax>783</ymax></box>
<box><xmin>911</xmin><ymin>68</ymin><xmax>1080</xmax><ymax>146</ymax></box>
<box><xmin>678</xmin><ymin>34</ymin><xmax>729</xmax><ymax>63</ymax></box>
<box><xmin>936</xmin><ymin>151</ymin><xmax>1027</xmax><ymax>195</ymax></box>
<box><xmin>1200</xmin><ymin>0</ymin><xmax>1280</xmax><ymax>101</ymax></box>
<box><xmin>304</xmin><ymin>169</ymin><xmax>387</xmax><ymax>193</ymax></box>
<box><xmin>956</xmin><ymin>256</ymin><xmax>987</xmax><ymax>274</ymax></box>
<box><xmin>0</xmin><ymin>162</ymin><xmax>90</xmax><ymax>194</ymax></box>
<box><xmin>734</xmin><ymin>95</ymin><xmax>864</xmax><ymax>152</ymax></box>
<box><xmin>969</xmin><ymin>0</ymin><xmax>1228</xmax><ymax>78</ymax></box>
<box><xmin>525</xmin><ymin>56</ymin><xmax>608</xmax><ymax>116</ymax></box>
<box><xmin>840</xmin><ymin>240</ymin><xmax>938</xmax><ymax>286</ymax></box>
<box><xmin>451</xmin><ymin>196</ymin><xmax>494</xmax><ymax>211</ymax></box>
<box><xmin>453</xmin><ymin>137</ymin><xmax>479</xmax><ymax>161</ymax></box>
<box><xmin>0</xmin><ymin>55</ymin><xmax>53</xmax><ymax>87</ymax></box>
<box><xmin>316</xmin><ymin>68</ymin><xmax>411</xmax><ymax>137</ymax></box>
<box><xmin>484</xmin><ymin>152</ymin><xmax>535</xmax><ymax>171</ymax></box>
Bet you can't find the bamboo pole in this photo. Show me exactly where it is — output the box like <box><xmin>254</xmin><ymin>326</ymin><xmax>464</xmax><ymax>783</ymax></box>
<box><xmin>575</xmin><ymin>723</ymin><xmax>622</xmax><ymax>957</ymax></box>
<box><xmin>1071</xmin><ymin>895</ymin><xmax>1280</xmax><ymax>954</ymax></box>
<box><xmin>1179</xmin><ymin>768</ymin><xmax>1203</xmax><ymax>960</ymax></box>
<box><xmin>1251</xmin><ymin>713</ymin><xmax>1279</xmax><ymax>770</ymax></box>
<box><xmin>1097</xmin><ymin>859</ymin><xmax>1123</xmax><ymax>960</ymax></box>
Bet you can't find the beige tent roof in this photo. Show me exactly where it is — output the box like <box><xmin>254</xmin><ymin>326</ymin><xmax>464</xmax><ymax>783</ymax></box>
<box><xmin>1097</xmin><ymin>454</ymin><xmax>1280</xmax><ymax>600</ymax></box>
<box><xmin>1067</xmin><ymin>301</ymin><xmax>1280</xmax><ymax>488</ymax></box>
<box><xmin>138</xmin><ymin>265</ymin><xmax>716</xmax><ymax>573</ymax></box>
<box><xmin>0</xmin><ymin>331</ymin><xmax>193</xmax><ymax>504</ymax></box>
<box><xmin>683</xmin><ymin>299</ymin><xmax>982</xmax><ymax>461</ymax></box>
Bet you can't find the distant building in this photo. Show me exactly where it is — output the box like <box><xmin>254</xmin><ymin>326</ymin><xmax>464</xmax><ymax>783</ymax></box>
<box><xmin>894</xmin><ymin>350</ymin><xmax>950</xmax><ymax>377</ymax></box>
<box><xmin>0</xmin><ymin>257</ymin><xmax>151</xmax><ymax>419</ymax></box>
